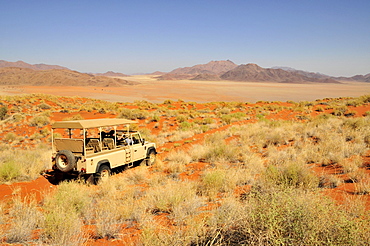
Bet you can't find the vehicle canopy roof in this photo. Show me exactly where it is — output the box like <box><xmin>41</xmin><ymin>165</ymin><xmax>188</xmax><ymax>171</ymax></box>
<box><xmin>51</xmin><ymin>118</ymin><xmax>137</xmax><ymax>129</ymax></box>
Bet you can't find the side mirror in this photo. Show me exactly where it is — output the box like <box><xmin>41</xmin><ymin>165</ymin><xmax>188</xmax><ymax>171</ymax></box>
<box><xmin>142</xmin><ymin>138</ymin><xmax>145</xmax><ymax>145</ymax></box>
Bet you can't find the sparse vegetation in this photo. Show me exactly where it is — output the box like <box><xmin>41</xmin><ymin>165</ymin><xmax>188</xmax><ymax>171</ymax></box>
<box><xmin>0</xmin><ymin>106</ymin><xmax>7</xmax><ymax>120</ymax></box>
<box><xmin>0</xmin><ymin>146</ymin><xmax>50</xmax><ymax>183</ymax></box>
<box><xmin>0</xmin><ymin>94</ymin><xmax>369</xmax><ymax>245</ymax></box>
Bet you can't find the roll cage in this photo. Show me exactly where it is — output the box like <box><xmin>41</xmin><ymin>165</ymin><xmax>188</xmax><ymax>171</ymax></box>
<box><xmin>51</xmin><ymin>118</ymin><xmax>142</xmax><ymax>156</ymax></box>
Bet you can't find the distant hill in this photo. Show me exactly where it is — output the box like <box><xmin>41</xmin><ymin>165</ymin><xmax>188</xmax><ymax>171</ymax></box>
<box><xmin>149</xmin><ymin>71</ymin><xmax>166</xmax><ymax>75</ymax></box>
<box><xmin>0</xmin><ymin>67</ymin><xmax>138</xmax><ymax>87</ymax></box>
<box><xmin>94</xmin><ymin>71</ymin><xmax>129</xmax><ymax>77</ymax></box>
<box><xmin>349</xmin><ymin>74</ymin><xmax>370</xmax><ymax>82</ymax></box>
<box><xmin>220</xmin><ymin>63</ymin><xmax>340</xmax><ymax>83</ymax></box>
<box><xmin>272</xmin><ymin>66</ymin><xmax>330</xmax><ymax>79</ymax></box>
<box><xmin>0</xmin><ymin>60</ymin><xmax>68</xmax><ymax>70</ymax></box>
<box><xmin>169</xmin><ymin>60</ymin><xmax>238</xmax><ymax>75</ymax></box>
<box><xmin>190</xmin><ymin>74</ymin><xmax>221</xmax><ymax>81</ymax></box>
<box><xmin>336</xmin><ymin>73</ymin><xmax>370</xmax><ymax>83</ymax></box>
<box><xmin>157</xmin><ymin>73</ymin><xmax>194</xmax><ymax>80</ymax></box>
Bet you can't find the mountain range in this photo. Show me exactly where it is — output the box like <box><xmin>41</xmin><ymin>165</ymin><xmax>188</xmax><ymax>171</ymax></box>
<box><xmin>0</xmin><ymin>59</ymin><xmax>369</xmax><ymax>85</ymax></box>
<box><xmin>169</xmin><ymin>60</ymin><xmax>238</xmax><ymax>75</ymax></box>
<box><xmin>220</xmin><ymin>63</ymin><xmax>339</xmax><ymax>83</ymax></box>
<box><xmin>158</xmin><ymin>60</ymin><xmax>370</xmax><ymax>83</ymax></box>
<box><xmin>0</xmin><ymin>60</ymin><xmax>68</xmax><ymax>70</ymax></box>
<box><xmin>158</xmin><ymin>61</ymin><xmax>341</xmax><ymax>83</ymax></box>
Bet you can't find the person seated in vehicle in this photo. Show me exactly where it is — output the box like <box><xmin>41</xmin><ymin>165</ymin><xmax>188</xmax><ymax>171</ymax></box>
<box><xmin>117</xmin><ymin>133</ymin><xmax>132</xmax><ymax>146</ymax></box>
<box><xmin>107</xmin><ymin>130</ymin><xmax>115</xmax><ymax>138</ymax></box>
<box><xmin>132</xmin><ymin>136</ymin><xmax>139</xmax><ymax>144</ymax></box>
<box><xmin>125</xmin><ymin>136</ymin><xmax>133</xmax><ymax>145</ymax></box>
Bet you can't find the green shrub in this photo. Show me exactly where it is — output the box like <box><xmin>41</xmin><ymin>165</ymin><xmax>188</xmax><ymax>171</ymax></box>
<box><xmin>42</xmin><ymin>181</ymin><xmax>91</xmax><ymax>244</ymax></box>
<box><xmin>262</xmin><ymin>161</ymin><xmax>319</xmax><ymax>189</ymax></box>
<box><xmin>0</xmin><ymin>160</ymin><xmax>22</xmax><ymax>182</ymax></box>
<box><xmin>118</xmin><ymin>108</ymin><xmax>148</xmax><ymax>120</ymax></box>
<box><xmin>44</xmin><ymin>181</ymin><xmax>92</xmax><ymax>217</ymax></box>
<box><xmin>0</xmin><ymin>106</ymin><xmax>7</xmax><ymax>120</ymax></box>
<box><xmin>143</xmin><ymin>180</ymin><xmax>198</xmax><ymax>214</ymax></box>
<box><xmin>29</xmin><ymin>115</ymin><xmax>50</xmax><ymax>127</ymax></box>
<box><xmin>221</xmin><ymin>114</ymin><xmax>233</xmax><ymax>124</ymax></box>
<box><xmin>42</xmin><ymin>206</ymin><xmax>85</xmax><ymax>245</ymax></box>
<box><xmin>151</xmin><ymin>114</ymin><xmax>160</xmax><ymax>122</ymax></box>
<box><xmin>38</xmin><ymin>103</ymin><xmax>51</xmax><ymax>110</ymax></box>
<box><xmin>4</xmin><ymin>132</ymin><xmax>17</xmax><ymax>142</ymax></box>
<box><xmin>0</xmin><ymin>147</ymin><xmax>50</xmax><ymax>183</ymax></box>
<box><xmin>198</xmin><ymin>169</ymin><xmax>233</xmax><ymax>197</ymax></box>
<box><xmin>200</xmin><ymin>189</ymin><xmax>370</xmax><ymax>246</ymax></box>
<box><xmin>180</xmin><ymin>121</ymin><xmax>193</xmax><ymax>131</ymax></box>
<box><xmin>203</xmin><ymin>142</ymin><xmax>239</xmax><ymax>163</ymax></box>
<box><xmin>176</xmin><ymin>114</ymin><xmax>187</xmax><ymax>123</ymax></box>
<box><xmin>163</xmin><ymin>99</ymin><xmax>174</xmax><ymax>105</ymax></box>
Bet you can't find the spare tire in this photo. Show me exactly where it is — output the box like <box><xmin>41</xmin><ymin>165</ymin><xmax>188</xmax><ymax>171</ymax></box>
<box><xmin>55</xmin><ymin>150</ymin><xmax>76</xmax><ymax>172</ymax></box>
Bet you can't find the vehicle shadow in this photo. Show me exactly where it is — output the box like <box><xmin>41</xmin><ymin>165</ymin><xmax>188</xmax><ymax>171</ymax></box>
<box><xmin>43</xmin><ymin>160</ymin><xmax>145</xmax><ymax>185</ymax></box>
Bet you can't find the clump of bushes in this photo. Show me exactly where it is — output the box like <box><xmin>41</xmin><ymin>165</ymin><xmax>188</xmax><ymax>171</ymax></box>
<box><xmin>261</xmin><ymin>161</ymin><xmax>319</xmax><ymax>189</ymax></box>
<box><xmin>0</xmin><ymin>147</ymin><xmax>50</xmax><ymax>183</ymax></box>
<box><xmin>29</xmin><ymin>115</ymin><xmax>50</xmax><ymax>127</ymax></box>
<box><xmin>0</xmin><ymin>106</ymin><xmax>8</xmax><ymax>120</ymax></box>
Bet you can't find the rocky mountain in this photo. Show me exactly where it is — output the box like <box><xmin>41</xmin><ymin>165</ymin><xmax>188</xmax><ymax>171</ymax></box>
<box><xmin>220</xmin><ymin>63</ymin><xmax>340</xmax><ymax>83</ymax></box>
<box><xmin>336</xmin><ymin>73</ymin><xmax>370</xmax><ymax>83</ymax></box>
<box><xmin>94</xmin><ymin>71</ymin><xmax>129</xmax><ymax>77</ymax></box>
<box><xmin>272</xmin><ymin>66</ymin><xmax>330</xmax><ymax>79</ymax></box>
<box><xmin>169</xmin><ymin>60</ymin><xmax>238</xmax><ymax>75</ymax></box>
<box><xmin>0</xmin><ymin>67</ymin><xmax>138</xmax><ymax>87</ymax></box>
<box><xmin>190</xmin><ymin>74</ymin><xmax>221</xmax><ymax>81</ymax></box>
<box><xmin>350</xmin><ymin>74</ymin><xmax>370</xmax><ymax>82</ymax></box>
<box><xmin>0</xmin><ymin>60</ymin><xmax>68</xmax><ymax>70</ymax></box>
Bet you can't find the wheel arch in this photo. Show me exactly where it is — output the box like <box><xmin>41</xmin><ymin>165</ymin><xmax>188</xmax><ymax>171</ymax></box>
<box><xmin>147</xmin><ymin>147</ymin><xmax>157</xmax><ymax>155</ymax></box>
<box><xmin>95</xmin><ymin>160</ymin><xmax>111</xmax><ymax>173</ymax></box>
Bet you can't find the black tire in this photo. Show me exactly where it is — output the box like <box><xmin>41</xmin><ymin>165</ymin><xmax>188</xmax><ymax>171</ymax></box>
<box><xmin>146</xmin><ymin>150</ymin><xmax>156</xmax><ymax>166</ymax></box>
<box><xmin>55</xmin><ymin>150</ymin><xmax>76</xmax><ymax>172</ymax></box>
<box><xmin>94</xmin><ymin>164</ymin><xmax>111</xmax><ymax>184</ymax></box>
<box><xmin>82</xmin><ymin>174</ymin><xmax>95</xmax><ymax>185</ymax></box>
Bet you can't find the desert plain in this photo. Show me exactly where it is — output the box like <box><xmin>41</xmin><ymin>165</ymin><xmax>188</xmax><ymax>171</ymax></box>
<box><xmin>1</xmin><ymin>75</ymin><xmax>370</xmax><ymax>103</ymax></box>
<box><xmin>0</xmin><ymin>75</ymin><xmax>370</xmax><ymax>245</ymax></box>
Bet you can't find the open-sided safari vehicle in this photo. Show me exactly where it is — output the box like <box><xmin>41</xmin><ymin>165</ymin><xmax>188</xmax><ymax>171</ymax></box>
<box><xmin>51</xmin><ymin>118</ymin><xmax>157</xmax><ymax>184</ymax></box>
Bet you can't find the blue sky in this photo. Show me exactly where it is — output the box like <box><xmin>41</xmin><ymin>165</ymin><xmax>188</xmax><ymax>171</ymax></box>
<box><xmin>1</xmin><ymin>0</ymin><xmax>369</xmax><ymax>76</ymax></box>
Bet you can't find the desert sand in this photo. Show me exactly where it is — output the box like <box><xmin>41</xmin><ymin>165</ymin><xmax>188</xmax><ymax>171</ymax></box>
<box><xmin>1</xmin><ymin>75</ymin><xmax>369</xmax><ymax>103</ymax></box>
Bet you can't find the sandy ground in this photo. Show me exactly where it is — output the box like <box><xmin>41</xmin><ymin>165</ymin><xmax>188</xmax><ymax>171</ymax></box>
<box><xmin>1</xmin><ymin>75</ymin><xmax>370</xmax><ymax>103</ymax></box>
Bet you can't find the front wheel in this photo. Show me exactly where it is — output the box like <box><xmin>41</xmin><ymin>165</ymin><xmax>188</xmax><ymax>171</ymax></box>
<box><xmin>146</xmin><ymin>150</ymin><xmax>156</xmax><ymax>166</ymax></box>
<box><xmin>94</xmin><ymin>165</ymin><xmax>111</xmax><ymax>184</ymax></box>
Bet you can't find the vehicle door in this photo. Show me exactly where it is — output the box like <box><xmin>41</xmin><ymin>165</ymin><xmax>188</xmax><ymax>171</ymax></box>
<box><xmin>130</xmin><ymin>132</ymin><xmax>146</xmax><ymax>161</ymax></box>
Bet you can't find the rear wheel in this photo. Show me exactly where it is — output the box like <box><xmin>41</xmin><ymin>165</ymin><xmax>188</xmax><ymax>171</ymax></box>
<box><xmin>94</xmin><ymin>165</ymin><xmax>111</xmax><ymax>184</ymax></box>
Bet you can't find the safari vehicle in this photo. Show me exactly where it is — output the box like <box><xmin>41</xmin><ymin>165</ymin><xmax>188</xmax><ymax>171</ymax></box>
<box><xmin>51</xmin><ymin>118</ymin><xmax>157</xmax><ymax>184</ymax></box>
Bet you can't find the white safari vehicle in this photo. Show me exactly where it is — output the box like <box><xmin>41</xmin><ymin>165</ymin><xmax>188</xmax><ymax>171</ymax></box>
<box><xmin>51</xmin><ymin>118</ymin><xmax>157</xmax><ymax>184</ymax></box>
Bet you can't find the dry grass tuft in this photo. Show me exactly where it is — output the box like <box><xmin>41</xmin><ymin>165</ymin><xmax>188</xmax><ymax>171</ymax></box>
<box><xmin>5</xmin><ymin>196</ymin><xmax>42</xmax><ymax>244</ymax></box>
<box><xmin>0</xmin><ymin>146</ymin><xmax>50</xmax><ymax>184</ymax></box>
